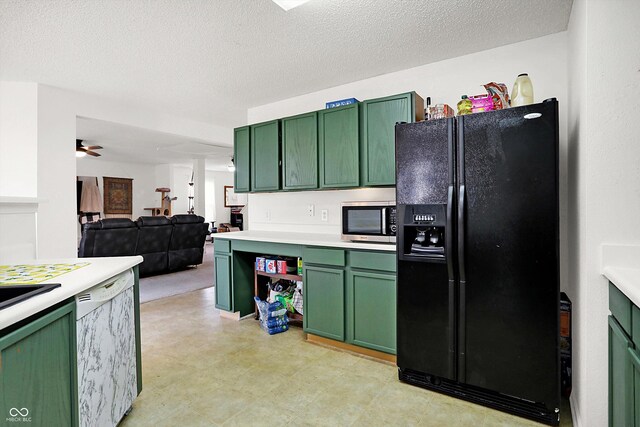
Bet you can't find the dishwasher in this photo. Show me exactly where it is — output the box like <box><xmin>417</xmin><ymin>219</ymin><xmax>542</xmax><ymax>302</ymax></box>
<box><xmin>76</xmin><ymin>268</ymin><xmax>137</xmax><ymax>427</ymax></box>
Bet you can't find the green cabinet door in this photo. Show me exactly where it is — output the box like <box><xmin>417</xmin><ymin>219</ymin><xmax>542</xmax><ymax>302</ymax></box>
<box><xmin>361</xmin><ymin>92</ymin><xmax>423</xmax><ymax>186</ymax></box>
<box><xmin>347</xmin><ymin>270</ymin><xmax>397</xmax><ymax>354</ymax></box>
<box><xmin>629</xmin><ymin>346</ymin><xmax>640</xmax><ymax>426</ymax></box>
<box><xmin>282</xmin><ymin>112</ymin><xmax>318</xmax><ymax>190</ymax></box>
<box><xmin>234</xmin><ymin>126</ymin><xmax>251</xmax><ymax>193</ymax></box>
<box><xmin>609</xmin><ymin>316</ymin><xmax>633</xmax><ymax>427</ymax></box>
<box><xmin>251</xmin><ymin>120</ymin><xmax>281</xmax><ymax>192</ymax></box>
<box><xmin>215</xmin><ymin>254</ymin><xmax>232</xmax><ymax>311</ymax></box>
<box><xmin>0</xmin><ymin>301</ymin><xmax>78</xmax><ymax>427</ymax></box>
<box><xmin>318</xmin><ymin>104</ymin><xmax>360</xmax><ymax>188</ymax></box>
<box><xmin>303</xmin><ymin>265</ymin><xmax>345</xmax><ymax>341</ymax></box>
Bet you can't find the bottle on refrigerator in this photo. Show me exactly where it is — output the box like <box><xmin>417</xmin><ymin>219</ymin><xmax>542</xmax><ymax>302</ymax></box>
<box><xmin>511</xmin><ymin>73</ymin><xmax>534</xmax><ymax>106</ymax></box>
<box><xmin>457</xmin><ymin>95</ymin><xmax>472</xmax><ymax>116</ymax></box>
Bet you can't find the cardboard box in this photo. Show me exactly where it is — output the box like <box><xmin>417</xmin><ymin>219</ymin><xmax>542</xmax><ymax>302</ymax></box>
<box><xmin>325</xmin><ymin>98</ymin><xmax>359</xmax><ymax>109</ymax></box>
<box><xmin>265</xmin><ymin>258</ymin><xmax>277</xmax><ymax>274</ymax></box>
<box><xmin>277</xmin><ymin>260</ymin><xmax>288</xmax><ymax>274</ymax></box>
<box><xmin>255</xmin><ymin>257</ymin><xmax>266</xmax><ymax>272</ymax></box>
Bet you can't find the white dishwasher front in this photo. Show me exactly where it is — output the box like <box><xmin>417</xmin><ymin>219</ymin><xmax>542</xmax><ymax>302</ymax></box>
<box><xmin>76</xmin><ymin>268</ymin><xmax>137</xmax><ymax>427</ymax></box>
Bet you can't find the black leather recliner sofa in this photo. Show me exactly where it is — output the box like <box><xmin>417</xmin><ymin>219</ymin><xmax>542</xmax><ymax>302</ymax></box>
<box><xmin>79</xmin><ymin>215</ymin><xmax>209</xmax><ymax>277</ymax></box>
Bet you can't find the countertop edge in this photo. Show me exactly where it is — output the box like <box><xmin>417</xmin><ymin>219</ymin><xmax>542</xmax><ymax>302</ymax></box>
<box><xmin>0</xmin><ymin>256</ymin><xmax>143</xmax><ymax>331</ymax></box>
<box><xmin>603</xmin><ymin>266</ymin><xmax>640</xmax><ymax>308</ymax></box>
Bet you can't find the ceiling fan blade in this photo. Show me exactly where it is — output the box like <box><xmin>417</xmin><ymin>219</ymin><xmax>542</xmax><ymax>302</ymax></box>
<box><xmin>86</xmin><ymin>145</ymin><xmax>102</xmax><ymax>150</ymax></box>
<box><xmin>85</xmin><ymin>150</ymin><xmax>101</xmax><ymax>157</ymax></box>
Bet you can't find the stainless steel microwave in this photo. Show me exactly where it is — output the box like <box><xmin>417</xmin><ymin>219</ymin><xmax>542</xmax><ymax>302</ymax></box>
<box><xmin>341</xmin><ymin>201</ymin><xmax>397</xmax><ymax>243</ymax></box>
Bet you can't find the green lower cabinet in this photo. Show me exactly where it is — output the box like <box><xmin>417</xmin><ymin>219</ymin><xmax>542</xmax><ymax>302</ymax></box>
<box><xmin>303</xmin><ymin>265</ymin><xmax>345</xmax><ymax>341</ymax></box>
<box><xmin>609</xmin><ymin>315</ymin><xmax>633</xmax><ymax>427</ymax></box>
<box><xmin>214</xmin><ymin>254</ymin><xmax>232</xmax><ymax>311</ymax></box>
<box><xmin>629</xmin><ymin>346</ymin><xmax>640</xmax><ymax>426</ymax></box>
<box><xmin>347</xmin><ymin>270</ymin><xmax>396</xmax><ymax>354</ymax></box>
<box><xmin>0</xmin><ymin>301</ymin><xmax>78</xmax><ymax>427</ymax></box>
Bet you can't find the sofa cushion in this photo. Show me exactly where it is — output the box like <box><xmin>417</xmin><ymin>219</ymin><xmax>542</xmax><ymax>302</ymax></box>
<box><xmin>137</xmin><ymin>216</ymin><xmax>172</xmax><ymax>227</ymax></box>
<box><xmin>171</xmin><ymin>214</ymin><xmax>204</xmax><ymax>225</ymax></box>
<box><xmin>97</xmin><ymin>218</ymin><xmax>137</xmax><ymax>229</ymax></box>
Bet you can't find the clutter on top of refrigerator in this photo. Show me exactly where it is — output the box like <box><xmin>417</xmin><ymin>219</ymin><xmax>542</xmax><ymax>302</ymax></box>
<box><xmin>457</xmin><ymin>95</ymin><xmax>472</xmax><ymax>116</ymax></box>
<box><xmin>511</xmin><ymin>73</ymin><xmax>534</xmax><ymax>106</ymax></box>
<box><xmin>483</xmin><ymin>82</ymin><xmax>511</xmax><ymax>110</ymax></box>
<box><xmin>469</xmin><ymin>94</ymin><xmax>494</xmax><ymax>113</ymax></box>
<box><xmin>427</xmin><ymin>103</ymin><xmax>455</xmax><ymax>120</ymax></box>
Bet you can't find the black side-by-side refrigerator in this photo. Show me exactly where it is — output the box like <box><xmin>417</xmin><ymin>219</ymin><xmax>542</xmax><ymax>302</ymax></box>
<box><xmin>395</xmin><ymin>99</ymin><xmax>560</xmax><ymax>425</ymax></box>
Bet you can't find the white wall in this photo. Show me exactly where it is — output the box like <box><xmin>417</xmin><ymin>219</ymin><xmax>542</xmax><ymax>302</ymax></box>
<box><xmin>36</xmin><ymin>85</ymin><xmax>78</xmax><ymax>259</ymax></box>
<box><xmin>247</xmin><ymin>32</ymin><xmax>569</xmax><ymax>269</ymax></box>
<box><xmin>567</xmin><ymin>0</ymin><xmax>640</xmax><ymax>426</ymax></box>
<box><xmin>76</xmin><ymin>159</ymin><xmax>158</xmax><ymax>220</ymax></box>
<box><xmin>169</xmin><ymin>165</ymin><xmax>192</xmax><ymax>215</ymax></box>
<box><xmin>0</xmin><ymin>82</ymin><xmax>38</xmax><ymax>197</ymax></box>
<box><xmin>206</xmin><ymin>170</ymin><xmax>234</xmax><ymax>226</ymax></box>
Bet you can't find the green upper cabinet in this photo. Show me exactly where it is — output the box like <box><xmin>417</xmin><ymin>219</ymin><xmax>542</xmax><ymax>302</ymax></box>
<box><xmin>318</xmin><ymin>103</ymin><xmax>360</xmax><ymax>189</ymax></box>
<box><xmin>361</xmin><ymin>92</ymin><xmax>424</xmax><ymax>186</ymax></box>
<box><xmin>234</xmin><ymin>126</ymin><xmax>251</xmax><ymax>193</ymax></box>
<box><xmin>282</xmin><ymin>112</ymin><xmax>318</xmax><ymax>190</ymax></box>
<box><xmin>251</xmin><ymin>120</ymin><xmax>281</xmax><ymax>192</ymax></box>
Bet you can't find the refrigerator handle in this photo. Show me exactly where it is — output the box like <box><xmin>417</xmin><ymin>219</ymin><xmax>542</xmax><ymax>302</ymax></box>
<box><xmin>457</xmin><ymin>185</ymin><xmax>466</xmax><ymax>282</ymax></box>
<box><xmin>446</xmin><ymin>185</ymin><xmax>454</xmax><ymax>280</ymax></box>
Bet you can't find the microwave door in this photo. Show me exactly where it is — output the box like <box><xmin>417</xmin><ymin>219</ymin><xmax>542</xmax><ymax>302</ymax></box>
<box><xmin>342</xmin><ymin>206</ymin><xmax>390</xmax><ymax>242</ymax></box>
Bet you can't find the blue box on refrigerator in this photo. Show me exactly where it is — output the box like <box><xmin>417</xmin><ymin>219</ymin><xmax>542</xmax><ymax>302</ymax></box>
<box><xmin>325</xmin><ymin>98</ymin><xmax>359</xmax><ymax>109</ymax></box>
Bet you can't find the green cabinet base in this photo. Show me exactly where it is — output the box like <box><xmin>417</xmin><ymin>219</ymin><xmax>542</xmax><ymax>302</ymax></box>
<box><xmin>0</xmin><ymin>301</ymin><xmax>78</xmax><ymax>427</ymax></box>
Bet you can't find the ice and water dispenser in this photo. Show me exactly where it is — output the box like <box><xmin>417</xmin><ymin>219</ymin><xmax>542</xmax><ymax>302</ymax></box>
<box><xmin>398</xmin><ymin>204</ymin><xmax>448</xmax><ymax>262</ymax></box>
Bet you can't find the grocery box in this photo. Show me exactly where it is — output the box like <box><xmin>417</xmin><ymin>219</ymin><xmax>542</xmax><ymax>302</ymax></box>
<box><xmin>255</xmin><ymin>257</ymin><xmax>266</xmax><ymax>272</ymax></box>
<box><xmin>265</xmin><ymin>258</ymin><xmax>277</xmax><ymax>274</ymax></box>
<box><xmin>277</xmin><ymin>260</ymin><xmax>288</xmax><ymax>274</ymax></box>
<box><xmin>325</xmin><ymin>98</ymin><xmax>359</xmax><ymax>109</ymax></box>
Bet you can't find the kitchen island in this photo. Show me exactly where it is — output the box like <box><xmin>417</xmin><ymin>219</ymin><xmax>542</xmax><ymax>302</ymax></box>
<box><xmin>0</xmin><ymin>256</ymin><xmax>143</xmax><ymax>427</ymax></box>
<box><xmin>213</xmin><ymin>231</ymin><xmax>397</xmax><ymax>361</ymax></box>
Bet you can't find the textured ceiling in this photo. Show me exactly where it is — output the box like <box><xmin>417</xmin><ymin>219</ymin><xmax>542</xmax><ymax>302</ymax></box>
<box><xmin>76</xmin><ymin>117</ymin><xmax>233</xmax><ymax>170</ymax></box>
<box><xmin>0</xmin><ymin>0</ymin><xmax>572</xmax><ymax>127</ymax></box>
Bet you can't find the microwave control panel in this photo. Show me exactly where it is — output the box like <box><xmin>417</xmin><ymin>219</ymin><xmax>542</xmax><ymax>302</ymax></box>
<box><xmin>389</xmin><ymin>207</ymin><xmax>397</xmax><ymax>234</ymax></box>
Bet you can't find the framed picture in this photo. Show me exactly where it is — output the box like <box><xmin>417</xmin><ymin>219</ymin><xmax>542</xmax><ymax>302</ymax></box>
<box><xmin>103</xmin><ymin>177</ymin><xmax>133</xmax><ymax>214</ymax></box>
<box><xmin>224</xmin><ymin>185</ymin><xmax>247</xmax><ymax>207</ymax></box>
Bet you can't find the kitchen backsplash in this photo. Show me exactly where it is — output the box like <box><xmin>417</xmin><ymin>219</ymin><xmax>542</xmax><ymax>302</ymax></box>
<box><xmin>247</xmin><ymin>187</ymin><xmax>396</xmax><ymax>234</ymax></box>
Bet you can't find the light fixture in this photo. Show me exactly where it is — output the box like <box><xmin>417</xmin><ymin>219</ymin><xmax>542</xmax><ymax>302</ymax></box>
<box><xmin>76</xmin><ymin>150</ymin><xmax>87</xmax><ymax>158</ymax></box>
<box><xmin>227</xmin><ymin>156</ymin><xmax>236</xmax><ymax>172</ymax></box>
<box><xmin>272</xmin><ymin>0</ymin><xmax>311</xmax><ymax>11</ymax></box>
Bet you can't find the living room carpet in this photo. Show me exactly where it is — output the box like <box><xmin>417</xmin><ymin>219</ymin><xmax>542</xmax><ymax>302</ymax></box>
<box><xmin>139</xmin><ymin>243</ymin><xmax>214</xmax><ymax>303</ymax></box>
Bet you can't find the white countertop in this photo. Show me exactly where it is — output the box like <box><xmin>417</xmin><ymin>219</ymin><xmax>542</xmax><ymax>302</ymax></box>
<box><xmin>214</xmin><ymin>230</ymin><xmax>397</xmax><ymax>252</ymax></box>
<box><xmin>602</xmin><ymin>244</ymin><xmax>640</xmax><ymax>307</ymax></box>
<box><xmin>0</xmin><ymin>256</ymin><xmax>143</xmax><ymax>331</ymax></box>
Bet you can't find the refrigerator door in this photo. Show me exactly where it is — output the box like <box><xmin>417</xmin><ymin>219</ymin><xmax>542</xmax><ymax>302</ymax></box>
<box><xmin>458</xmin><ymin>101</ymin><xmax>559</xmax><ymax>411</ymax></box>
<box><xmin>395</xmin><ymin>119</ymin><xmax>457</xmax><ymax>380</ymax></box>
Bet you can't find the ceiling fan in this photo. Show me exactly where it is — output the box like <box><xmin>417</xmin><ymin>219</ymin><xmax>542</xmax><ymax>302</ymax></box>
<box><xmin>76</xmin><ymin>139</ymin><xmax>102</xmax><ymax>158</ymax></box>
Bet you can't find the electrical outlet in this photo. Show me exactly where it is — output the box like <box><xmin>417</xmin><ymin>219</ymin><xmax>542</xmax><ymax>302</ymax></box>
<box><xmin>307</xmin><ymin>204</ymin><xmax>315</xmax><ymax>217</ymax></box>
<box><xmin>321</xmin><ymin>209</ymin><xmax>328</xmax><ymax>222</ymax></box>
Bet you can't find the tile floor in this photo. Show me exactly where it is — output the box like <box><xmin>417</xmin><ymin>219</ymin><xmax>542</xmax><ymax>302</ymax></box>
<box><xmin>120</xmin><ymin>287</ymin><xmax>573</xmax><ymax>427</ymax></box>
